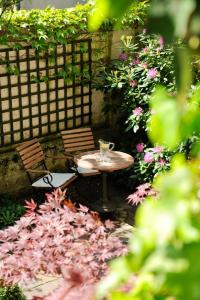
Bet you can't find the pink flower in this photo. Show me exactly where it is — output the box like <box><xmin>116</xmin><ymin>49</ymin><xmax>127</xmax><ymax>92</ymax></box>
<box><xmin>133</xmin><ymin>107</ymin><xmax>143</xmax><ymax>116</ymax></box>
<box><xmin>144</xmin><ymin>152</ymin><xmax>154</xmax><ymax>163</ymax></box>
<box><xmin>130</xmin><ymin>80</ymin><xmax>137</xmax><ymax>88</ymax></box>
<box><xmin>156</xmin><ymin>47</ymin><xmax>161</xmax><ymax>54</ymax></box>
<box><xmin>118</xmin><ymin>52</ymin><xmax>128</xmax><ymax>61</ymax></box>
<box><xmin>159</xmin><ymin>36</ymin><xmax>164</xmax><ymax>48</ymax></box>
<box><xmin>147</xmin><ymin>68</ymin><xmax>158</xmax><ymax>79</ymax></box>
<box><xmin>159</xmin><ymin>159</ymin><xmax>166</xmax><ymax>167</ymax></box>
<box><xmin>141</xmin><ymin>63</ymin><xmax>148</xmax><ymax>69</ymax></box>
<box><xmin>136</xmin><ymin>143</ymin><xmax>145</xmax><ymax>153</ymax></box>
<box><xmin>143</xmin><ymin>47</ymin><xmax>148</xmax><ymax>54</ymax></box>
<box><xmin>153</xmin><ymin>146</ymin><xmax>163</xmax><ymax>153</ymax></box>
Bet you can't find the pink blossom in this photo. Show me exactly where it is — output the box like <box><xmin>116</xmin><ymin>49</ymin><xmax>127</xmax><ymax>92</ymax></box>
<box><xmin>159</xmin><ymin>159</ymin><xmax>166</xmax><ymax>167</ymax></box>
<box><xmin>130</xmin><ymin>80</ymin><xmax>137</xmax><ymax>88</ymax></box>
<box><xmin>159</xmin><ymin>36</ymin><xmax>164</xmax><ymax>48</ymax></box>
<box><xmin>118</xmin><ymin>52</ymin><xmax>128</xmax><ymax>61</ymax></box>
<box><xmin>141</xmin><ymin>63</ymin><xmax>148</xmax><ymax>69</ymax></box>
<box><xmin>136</xmin><ymin>143</ymin><xmax>145</xmax><ymax>153</ymax></box>
<box><xmin>147</xmin><ymin>68</ymin><xmax>158</xmax><ymax>79</ymax></box>
<box><xmin>156</xmin><ymin>47</ymin><xmax>161</xmax><ymax>54</ymax></box>
<box><xmin>133</xmin><ymin>107</ymin><xmax>143</xmax><ymax>116</ymax></box>
<box><xmin>144</xmin><ymin>152</ymin><xmax>154</xmax><ymax>163</ymax></box>
<box><xmin>153</xmin><ymin>146</ymin><xmax>163</xmax><ymax>153</ymax></box>
<box><xmin>143</xmin><ymin>47</ymin><xmax>148</xmax><ymax>54</ymax></box>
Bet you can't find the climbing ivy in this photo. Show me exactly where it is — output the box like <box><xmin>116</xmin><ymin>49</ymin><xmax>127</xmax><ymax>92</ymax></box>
<box><xmin>0</xmin><ymin>2</ymin><xmax>149</xmax><ymax>49</ymax></box>
<box><xmin>0</xmin><ymin>1</ymin><xmax>149</xmax><ymax>82</ymax></box>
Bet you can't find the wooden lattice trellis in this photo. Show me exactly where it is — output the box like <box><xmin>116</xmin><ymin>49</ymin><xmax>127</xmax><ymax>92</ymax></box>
<box><xmin>0</xmin><ymin>38</ymin><xmax>92</xmax><ymax>147</ymax></box>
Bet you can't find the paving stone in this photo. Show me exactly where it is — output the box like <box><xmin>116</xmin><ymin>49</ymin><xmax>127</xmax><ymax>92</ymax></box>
<box><xmin>22</xmin><ymin>274</ymin><xmax>63</xmax><ymax>300</ymax></box>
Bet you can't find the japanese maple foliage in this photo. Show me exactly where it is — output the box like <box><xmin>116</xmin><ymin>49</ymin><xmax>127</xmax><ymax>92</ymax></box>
<box><xmin>127</xmin><ymin>183</ymin><xmax>157</xmax><ymax>206</ymax></box>
<box><xmin>0</xmin><ymin>189</ymin><xmax>127</xmax><ymax>291</ymax></box>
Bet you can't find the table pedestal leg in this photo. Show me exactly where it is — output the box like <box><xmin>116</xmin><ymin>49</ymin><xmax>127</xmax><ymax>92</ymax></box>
<box><xmin>100</xmin><ymin>173</ymin><xmax>115</xmax><ymax>213</ymax></box>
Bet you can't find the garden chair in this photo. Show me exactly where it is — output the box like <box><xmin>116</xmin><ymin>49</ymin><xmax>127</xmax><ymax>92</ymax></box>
<box><xmin>16</xmin><ymin>138</ymin><xmax>77</xmax><ymax>194</ymax></box>
<box><xmin>60</xmin><ymin>128</ymin><xmax>101</xmax><ymax>205</ymax></box>
<box><xmin>60</xmin><ymin>127</ymin><xmax>100</xmax><ymax>177</ymax></box>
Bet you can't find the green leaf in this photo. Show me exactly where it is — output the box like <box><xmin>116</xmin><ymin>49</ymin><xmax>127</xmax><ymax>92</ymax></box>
<box><xmin>149</xmin><ymin>86</ymin><xmax>181</xmax><ymax>149</ymax></box>
<box><xmin>148</xmin><ymin>0</ymin><xmax>196</xmax><ymax>42</ymax></box>
<box><xmin>175</xmin><ymin>47</ymin><xmax>192</xmax><ymax>96</ymax></box>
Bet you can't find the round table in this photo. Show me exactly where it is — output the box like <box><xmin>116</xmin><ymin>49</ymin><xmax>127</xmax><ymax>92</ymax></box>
<box><xmin>75</xmin><ymin>150</ymin><xmax>134</xmax><ymax>212</ymax></box>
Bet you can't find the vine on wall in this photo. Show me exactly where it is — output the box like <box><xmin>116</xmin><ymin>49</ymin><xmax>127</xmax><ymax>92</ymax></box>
<box><xmin>0</xmin><ymin>1</ymin><xmax>149</xmax><ymax>81</ymax></box>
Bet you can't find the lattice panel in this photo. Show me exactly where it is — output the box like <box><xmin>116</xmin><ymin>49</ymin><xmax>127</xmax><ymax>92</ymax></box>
<box><xmin>0</xmin><ymin>39</ymin><xmax>92</xmax><ymax>147</ymax></box>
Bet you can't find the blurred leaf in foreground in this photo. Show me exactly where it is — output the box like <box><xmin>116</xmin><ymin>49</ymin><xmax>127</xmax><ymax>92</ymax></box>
<box><xmin>149</xmin><ymin>87</ymin><xmax>181</xmax><ymax>149</ymax></box>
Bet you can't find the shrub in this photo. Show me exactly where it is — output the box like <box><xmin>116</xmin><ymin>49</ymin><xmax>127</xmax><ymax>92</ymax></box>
<box><xmin>0</xmin><ymin>194</ymin><xmax>25</xmax><ymax>229</ymax></box>
<box><xmin>94</xmin><ymin>31</ymin><xmax>199</xmax><ymax>185</ymax></box>
<box><xmin>0</xmin><ymin>282</ymin><xmax>25</xmax><ymax>300</ymax></box>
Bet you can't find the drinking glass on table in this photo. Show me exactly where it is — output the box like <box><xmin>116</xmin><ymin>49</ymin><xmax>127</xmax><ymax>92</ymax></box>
<box><xmin>98</xmin><ymin>139</ymin><xmax>115</xmax><ymax>162</ymax></box>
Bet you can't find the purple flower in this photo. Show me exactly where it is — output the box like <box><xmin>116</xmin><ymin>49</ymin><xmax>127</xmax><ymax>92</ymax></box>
<box><xmin>144</xmin><ymin>152</ymin><xmax>154</xmax><ymax>163</ymax></box>
<box><xmin>136</xmin><ymin>143</ymin><xmax>145</xmax><ymax>153</ymax></box>
<box><xmin>147</xmin><ymin>68</ymin><xmax>158</xmax><ymax>79</ymax></box>
<box><xmin>132</xmin><ymin>57</ymin><xmax>140</xmax><ymax>65</ymax></box>
<box><xmin>133</xmin><ymin>107</ymin><xmax>143</xmax><ymax>116</ymax></box>
<box><xmin>130</xmin><ymin>80</ymin><xmax>137</xmax><ymax>88</ymax></box>
<box><xmin>118</xmin><ymin>52</ymin><xmax>128</xmax><ymax>61</ymax></box>
<box><xmin>153</xmin><ymin>146</ymin><xmax>163</xmax><ymax>153</ymax></box>
<box><xmin>159</xmin><ymin>36</ymin><xmax>164</xmax><ymax>48</ymax></box>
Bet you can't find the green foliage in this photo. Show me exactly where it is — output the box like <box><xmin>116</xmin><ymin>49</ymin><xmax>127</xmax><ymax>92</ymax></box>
<box><xmin>0</xmin><ymin>282</ymin><xmax>25</xmax><ymax>300</ymax></box>
<box><xmin>0</xmin><ymin>2</ymin><xmax>148</xmax><ymax>84</ymax></box>
<box><xmin>0</xmin><ymin>2</ymin><xmax>148</xmax><ymax>50</ymax></box>
<box><xmin>0</xmin><ymin>194</ymin><xmax>25</xmax><ymax>229</ymax></box>
<box><xmin>88</xmin><ymin>0</ymin><xmax>149</xmax><ymax>30</ymax></box>
<box><xmin>0</xmin><ymin>5</ymin><xmax>91</xmax><ymax>48</ymax></box>
<box><xmin>92</xmin><ymin>1</ymin><xmax>200</xmax><ymax>300</ymax></box>
<box><xmin>0</xmin><ymin>0</ymin><xmax>22</xmax><ymax>18</ymax></box>
<box><xmin>97</xmin><ymin>156</ymin><xmax>200</xmax><ymax>300</ymax></box>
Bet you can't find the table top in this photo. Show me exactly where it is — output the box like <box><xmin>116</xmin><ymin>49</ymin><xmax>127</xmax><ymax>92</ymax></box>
<box><xmin>74</xmin><ymin>150</ymin><xmax>134</xmax><ymax>172</ymax></box>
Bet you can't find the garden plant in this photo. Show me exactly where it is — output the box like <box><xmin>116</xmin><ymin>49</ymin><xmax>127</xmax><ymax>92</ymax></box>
<box><xmin>90</xmin><ymin>0</ymin><xmax>200</xmax><ymax>299</ymax></box>
<box><xmin>1</xmin><ymin>0</ymin><xmax>200</xmax><ymax>299</ymax></box>
<box><xmin>0</xmin><ymin>189</ymin><xmax>127</xmax><ymax>299</ymax></box>
<box><xmin>95</xmin><ymin>31</ymin><xmax>200</xmax><ymax>187</ymax></box>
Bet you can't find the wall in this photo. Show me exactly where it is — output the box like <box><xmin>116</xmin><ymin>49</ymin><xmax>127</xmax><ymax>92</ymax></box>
<box><xmin>20</xmin><ymin>0</ymin><xmax>85</xmax><ymax>10</ymax></box>
<box><xmin>0</xmin><ymin>28</ymin><xmax>134</xmax><ymax>196</ymax></box>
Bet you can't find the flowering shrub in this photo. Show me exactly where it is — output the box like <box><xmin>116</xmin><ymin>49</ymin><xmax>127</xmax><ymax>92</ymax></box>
<box><xmin>129</xmin><ymin>143</ymin><xmax>171</xmax><ymax>183</ymax></box>
<box><xmin>95</xmin><ymin>32</ymin><xmax>178</xmax><ymax>129</ymax></box>
<box><xmin>0</xmin><ymin>188</ymin><xmax>127</xmax><ymax>295</ymax></box>
<box><xmin>95</xmin><ymin>31</ymin><xmax>199</xmax><ymax>185</ymax></box>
